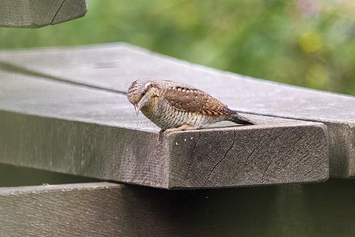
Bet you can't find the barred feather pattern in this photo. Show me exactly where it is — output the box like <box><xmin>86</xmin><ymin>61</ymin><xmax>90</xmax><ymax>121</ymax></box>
<box><xmin>140</xmin><ymin>98</ymin><xmax>230</xmax><ymax>130</ymax></box>
<box><xmin>128</xmin><ymin>79</ymin><xmax>255</xmax><ymax>130</ymax></box>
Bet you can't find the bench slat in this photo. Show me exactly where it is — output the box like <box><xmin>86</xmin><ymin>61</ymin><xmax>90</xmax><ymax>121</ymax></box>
<box><xmin>0</xmin><ymin>72</ymin><xmax>328</xmax><ymax>189</ymax></box>
<box><xmin>1</xmin><ymin>181</ymin><xmax>355</xmax><ymax>236</ymax></box>
<box><xmin>0</xmin><ymin>43</ymin><xmax>353</xmax><ymax>177</ymax></box>
<box><xmin>0</xmin><ymin>0</ymin><xmax>87</xmax><ymax>28</ymax></box>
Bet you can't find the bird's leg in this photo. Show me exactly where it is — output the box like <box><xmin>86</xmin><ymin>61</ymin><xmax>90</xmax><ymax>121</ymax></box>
<box><xmin>165</xmin><ymin>124</ymin><xmax>203</xmax><ymax>133</ymax></box>
<box><xmin>157</xmin><ymin>129</ymin><xmax>165</xmax><ymax>142</ymax></box>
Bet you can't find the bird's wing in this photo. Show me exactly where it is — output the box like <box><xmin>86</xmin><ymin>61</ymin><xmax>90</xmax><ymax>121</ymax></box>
<box><xmin>163</xmin><ymin>85</ymin><xmax>230</xmax><ymax>115</ymax></box>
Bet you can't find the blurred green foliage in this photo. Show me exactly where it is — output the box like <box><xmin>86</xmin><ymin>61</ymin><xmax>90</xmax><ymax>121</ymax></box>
<box><xmin>1</xmin><ymin>0</ymin><xmax>355</xmax><ymax>95</ymax></box>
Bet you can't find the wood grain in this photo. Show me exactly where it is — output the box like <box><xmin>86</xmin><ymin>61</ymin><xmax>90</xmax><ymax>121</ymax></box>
<box><xmin>0</xmin><ymin>0</ymin><xmax>87</xmax><ymax>28</ymax></box>
<box><xmin>1</xmin><ymin>180</ymin><xmax>355</xmax><ymax>236</ymax></box>
<box><xmin>0</xmin><ymin>71</ymin><xmax>328</xmax><ymax>188</ymax></box>
<box><xmin>0</xmin><ymin>43</ymin><xmax>353</xmax><ymax>177</ymax></box>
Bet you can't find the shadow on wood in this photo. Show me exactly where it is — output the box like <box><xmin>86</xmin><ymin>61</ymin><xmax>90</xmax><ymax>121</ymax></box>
<box><xmin>0</xmin><ymin>180</ymin><xmax>354</xmax><ymax>236</ymax></box>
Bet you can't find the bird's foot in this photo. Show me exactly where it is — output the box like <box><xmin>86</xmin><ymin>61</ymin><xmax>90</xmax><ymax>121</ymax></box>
<box><xmin>157</xmin><ymin>125</ymin><xmax>202</xmax><ymax>142</ymax></box>
<box><xmin>165</xmin><ymin>125</ymin><xmax>203</xmax><ymax>133</ymax></box>
<box><xmin>157</xmin><ymin>129</ymin><xmax>166</xmax><ymax>142</ymax></box>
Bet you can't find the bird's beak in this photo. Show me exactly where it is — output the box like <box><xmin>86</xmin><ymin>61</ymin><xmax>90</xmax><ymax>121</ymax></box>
<box><xmin>134</xmin><ymin>104</ymin><xmax>140</xmax><ymax>116</ymax></box>
<box><xmin>134</xmin><ymin>97</ymin><xmax>150</xmax><ymax>116</ymax></box>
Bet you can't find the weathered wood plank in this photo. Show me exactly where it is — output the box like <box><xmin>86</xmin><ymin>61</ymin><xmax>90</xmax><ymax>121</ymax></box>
<box><xmin>0</xmin><ymin>163</ymin><xmax>99</xmax><ymax>187</ymax></box>
<box><xmin>0</xmin><ymin>72</ymin><xmax>328</xmax><ymax>189</ymax></box>
<box><xmin>0</xmin><ymin>0</ymin><xmax>87</xmax><ymax>28</ymax></box>
<box><xmin>1</xmin><ymin>180</ymin><xmax>355</xmax><ymax>236</ymax></box>
<box><xmin>1</xmin><ymin>43</ymin><xmax>352</xmax><ymax>178</ymax></box>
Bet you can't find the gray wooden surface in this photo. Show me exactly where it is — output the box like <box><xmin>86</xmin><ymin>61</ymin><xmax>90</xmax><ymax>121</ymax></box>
<box><xmin>0</xmin><ymin>70</ymin><xmax>328</xmax><ymax>188</ymax></box>
<box><xmin>1</xmin><ymin>180</ymin><xmax>355</xmax><ymax>237</ymax></box>
<box><xmin>1</xmin><ymin>43</ymin><xmax>355</xmax><ymax>237</ymax></box>
<box><xmin>0</xmin><ymin>0</ymin><xmax>87</xmax><ymax>28</ymax></box>
<box><xmin>0</xmin><ymin>69</ymin><xmax>328</xmax><ymax>188</ymax></box>
<box><xmin>2</xmin><ymin>43</ymin><xmax>353</xmax><ymax>178</ymax></box>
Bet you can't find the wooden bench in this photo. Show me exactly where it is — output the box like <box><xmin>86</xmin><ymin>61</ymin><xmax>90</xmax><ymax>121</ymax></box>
<box><xmin>0</xmin><ymin>43</ymin><xmax>354</xmax><ymax>236</ymax></box>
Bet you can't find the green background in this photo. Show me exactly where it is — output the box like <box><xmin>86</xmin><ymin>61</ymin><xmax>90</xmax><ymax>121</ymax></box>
<box><xmin>1</xmin><ymin>0</ymin><xmax>355</xmax><ymax>95</ymax></box>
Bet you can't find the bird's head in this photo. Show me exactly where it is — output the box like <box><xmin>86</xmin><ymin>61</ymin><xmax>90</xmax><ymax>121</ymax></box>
<box><xmin>127</xmin><ymin>79</ymin><xmax>160</xmax><ymax>115</ymax></box>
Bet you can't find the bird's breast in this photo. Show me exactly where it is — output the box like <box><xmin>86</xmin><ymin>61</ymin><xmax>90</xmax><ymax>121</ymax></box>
<box><xmin>141</xmin><ymin>99</ymin><xmax>222</xmax><ymax>130</ymax></box>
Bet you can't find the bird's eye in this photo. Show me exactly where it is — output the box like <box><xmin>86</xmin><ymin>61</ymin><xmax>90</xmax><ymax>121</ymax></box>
<box><xmin>142</xmin><ymin>82</ymin><xmax>152</xmax><ymax>97</ymax></box>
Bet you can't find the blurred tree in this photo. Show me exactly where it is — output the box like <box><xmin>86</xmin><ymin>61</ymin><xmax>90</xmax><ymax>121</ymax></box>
<box><xmin>0</xmin><ymin>0</ymin><xmax>354</xmax><ymax>95</ymax></box>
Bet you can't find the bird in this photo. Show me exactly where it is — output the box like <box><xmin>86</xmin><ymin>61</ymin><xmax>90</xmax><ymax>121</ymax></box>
<box><xmin>127</xmin><ymin>79</ymin><xmax>255</xmax><ymax>133</ymax></box>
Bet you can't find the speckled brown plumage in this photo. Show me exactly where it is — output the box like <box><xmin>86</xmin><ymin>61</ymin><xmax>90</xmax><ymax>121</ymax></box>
<box><xmin>127</xmin><ymin>79</ymin><xmax>255</xmax><ymax>132</ymax></box>
<box><xmin>164</xmin><ymin>86</ymin><xmax>229</xmax><ymax>115</ymax></box>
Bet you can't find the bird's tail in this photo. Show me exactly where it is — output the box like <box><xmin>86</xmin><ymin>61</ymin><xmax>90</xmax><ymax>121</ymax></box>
<box><xmin>229</xmin><ymin>111</ymin><xmax>255</xmax><ymax>125</ymax></box>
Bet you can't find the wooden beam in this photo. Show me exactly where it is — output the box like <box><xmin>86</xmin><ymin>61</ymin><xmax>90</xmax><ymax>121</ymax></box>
<box><xmin>0</xmin><ymin>0</ymin><xmax>87</xmax><ymax>28</ymax></box>
<box><xmin>0</xmin><ymin>72</ymin><xmax>328</xmax><ymax>189</ymax></box>
<box><xmin>2</xmin><ymin>43</ymin><xmax>352</xmax><ymax>178</ymax></box>
<box><xmin>1</xmin><ymin>180</ymin><xmax>355</xmax><ymax>236</ymax></box>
